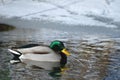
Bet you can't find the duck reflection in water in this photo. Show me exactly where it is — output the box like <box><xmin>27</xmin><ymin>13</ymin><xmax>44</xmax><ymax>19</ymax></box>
<box><xmin>24</xmin><ymin>59</ymin><xmax>68</xmax><ymax>78</ymax></box>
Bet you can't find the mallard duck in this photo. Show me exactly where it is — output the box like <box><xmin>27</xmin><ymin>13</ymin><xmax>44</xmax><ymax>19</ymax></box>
<box><xmin>8</xmin><ymin>40</ymin><xmax>70</xmax><ymax>69</ymax></box>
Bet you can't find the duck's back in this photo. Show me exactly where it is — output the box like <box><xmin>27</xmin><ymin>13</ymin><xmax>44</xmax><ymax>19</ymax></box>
<box><xmin>17</xmin><ymin>46</ymin><xmax>53</xmax><ymax>54</ymax></box>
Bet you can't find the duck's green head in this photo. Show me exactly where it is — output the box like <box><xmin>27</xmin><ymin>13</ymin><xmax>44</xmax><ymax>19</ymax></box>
<box><xmin>50</xmin><ymin>40</ymin><xmax>70</xmax><ymax>56</ymax></box>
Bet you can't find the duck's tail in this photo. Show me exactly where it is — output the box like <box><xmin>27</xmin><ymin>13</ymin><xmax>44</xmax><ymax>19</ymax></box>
<box><xmin>8</xmin><ymin>49</ymin><xmax>22</xmax><ymax>64</ymax></box>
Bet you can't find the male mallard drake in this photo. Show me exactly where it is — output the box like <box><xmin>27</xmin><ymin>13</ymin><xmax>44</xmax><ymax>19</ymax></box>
<box><xmin>8</xmin><ymin>40</ymin><xmax>70</xmax><ymax>69</ymax></box>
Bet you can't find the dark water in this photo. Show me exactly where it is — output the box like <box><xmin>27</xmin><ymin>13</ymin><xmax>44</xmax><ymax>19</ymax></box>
<box><xmin>0</xmin><ymin>18</ymin><xmax>120</xmax><ymax>80</ymax></box>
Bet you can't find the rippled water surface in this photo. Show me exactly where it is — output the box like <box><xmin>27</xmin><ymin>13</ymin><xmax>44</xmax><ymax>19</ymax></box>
<box><xmin>0</xmin><ymin>18</ymin><xmax>120</xmax><ymax>80</ymax></box>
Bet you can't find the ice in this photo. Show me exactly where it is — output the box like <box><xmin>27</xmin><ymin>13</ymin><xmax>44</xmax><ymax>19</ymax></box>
<box><xmin>0</xmin><ymin>0</ymin><xmax>120</xmax><ymax>28</ymax></box>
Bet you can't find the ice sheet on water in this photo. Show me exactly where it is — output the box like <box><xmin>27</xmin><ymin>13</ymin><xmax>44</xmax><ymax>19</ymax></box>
<box><xmin>0</xmin><ymin>0</ymin><xmax>120</xmax><ymax>28</ymax></box>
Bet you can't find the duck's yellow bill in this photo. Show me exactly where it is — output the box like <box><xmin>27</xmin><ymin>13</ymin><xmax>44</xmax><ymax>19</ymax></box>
<box><xmin>61</xmin><ymin>48</ymin><xmax>70</xmax><ymax>56</ymax></box>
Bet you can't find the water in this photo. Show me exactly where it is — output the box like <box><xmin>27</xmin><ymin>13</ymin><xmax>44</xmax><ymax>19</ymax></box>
<box><xmin>0</xmin><ymin>18</ymin><xmax>120</xmax><ymax>80</ymax></box>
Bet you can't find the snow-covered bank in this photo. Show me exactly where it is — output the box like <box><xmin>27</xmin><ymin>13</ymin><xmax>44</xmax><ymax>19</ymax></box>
<box><xmin>0</xmin><ymin>0</ymin><xmax>120</xmax><ymax>28</ymax></box>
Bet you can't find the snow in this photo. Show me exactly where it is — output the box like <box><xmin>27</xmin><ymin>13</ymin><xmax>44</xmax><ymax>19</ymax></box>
<box><xmin>0</xmin><ymin>0</ymin><xmax>120</xmax><ymax>28</ymax></box>
<box><xmin>108</xmin><ymin>0</ymin><xmax>120</xmax><ymax>21</ymax></box>
<box><xmin>0</xmin><ymin>0</ymin><xmax>56</xmax><ymax>17</ymax></box>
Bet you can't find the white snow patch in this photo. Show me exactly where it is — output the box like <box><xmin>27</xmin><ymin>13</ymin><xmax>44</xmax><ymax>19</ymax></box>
<box><xmin>0</xmin><ymin>0</ymin><xmax>120</xmax><ymax>28</ymax></box>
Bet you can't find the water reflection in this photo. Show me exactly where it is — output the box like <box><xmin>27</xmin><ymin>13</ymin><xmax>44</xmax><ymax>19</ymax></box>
<box><xmin>9</xmin><ymin>60</ymin><xmax>68</xmax><ymax>80</ymax></box>
<box><xmin>12</xmin><ymin>61</ymin><xmax>68</xmax><ymax>79</ymax></box>
<box><xmin>66</xmin><ymin>39</ymin><xmax>115</xmax><ymax>80</ymax></box>
<box><xmin>0</xmin><ymin>36</ymin><xmax>118</xmax><ymax>80</ymax></box>
<box><xmin>0</xmin><ymin>19</ymin><xmax>119</xmax><ymax>80</ymax></box>
<box><xmin>104</xmin><ymin>40</ymin><xmax>120</xmax><ymax>80</ymax></box>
